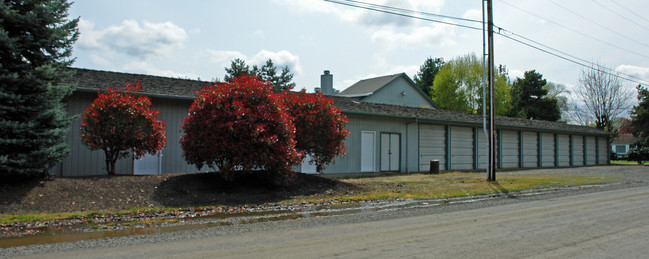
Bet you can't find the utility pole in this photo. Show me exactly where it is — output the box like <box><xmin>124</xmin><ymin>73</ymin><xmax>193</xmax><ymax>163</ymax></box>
<box><xmin>487</xmin><ymin>0</ymin><xmax>496</xmax><ymax>181</ymax></box>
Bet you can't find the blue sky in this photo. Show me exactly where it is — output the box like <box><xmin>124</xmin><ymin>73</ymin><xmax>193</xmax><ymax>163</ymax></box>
<box><xmin>69</xmin><ymin>0</ymin><xmax>649</xmax><ymax>96</ymax></box>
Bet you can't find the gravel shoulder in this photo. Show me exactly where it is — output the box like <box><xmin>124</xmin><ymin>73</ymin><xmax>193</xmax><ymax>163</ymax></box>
<box><xmin>1</xmin><ymin>165</ymin><xmax>648</xmax><ymax>257</ymax></box>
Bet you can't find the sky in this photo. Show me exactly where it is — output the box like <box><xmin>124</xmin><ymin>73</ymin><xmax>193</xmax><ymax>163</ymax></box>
<box><xmin>69</xmin><ymin>0</ymin><xmax>649</xmax><ymax>101</ymax></box>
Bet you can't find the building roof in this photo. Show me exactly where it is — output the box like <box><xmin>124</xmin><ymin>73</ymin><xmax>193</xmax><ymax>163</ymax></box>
<box><xmin>612</xmin><ymin>134</ymin><xmax>639</xmax><ymax>144</ymax></box>
<box><xmin>67</xmin><ymin>68</ymin><xmax>609</xmax><ymax>136</ymax></box>
<box><xmin>338</xmin><ymin>73</ymin><xmax>402</xmax><ymax>97</ymax></box>
<box><xmin>67</xmin><ymin>68</ymin><xmax>208</xmax><ymax>99</ymax></box>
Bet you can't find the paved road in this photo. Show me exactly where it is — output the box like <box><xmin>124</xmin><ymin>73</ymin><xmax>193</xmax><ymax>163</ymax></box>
<box><xmin>14</xmin><ymin>185</ymin><xmax>649</xmax><ymax>258</ymax></box>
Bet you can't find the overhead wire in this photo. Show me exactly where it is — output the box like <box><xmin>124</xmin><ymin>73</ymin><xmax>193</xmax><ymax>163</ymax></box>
<box><xmin>591</xmin><ymin>0</ymin><xmax>649</xmax><ymax>31</ymax></box>
<box><xmin>324</xmin><ymin>0</ymin><xmax>649</xmax><ymax>85</ymax></box>
<box><xmin>607</xmin><ymin>0</ymin><xmax>649</xmax><ymax>24</ymax></box>
<box><xmin>548</xmin><ymin>0</ymin><xmax>649</xmax><ymax>49</ymax></box>
<box><xmin>498</xmin><ymin>0</ymin><xmax>649</xmax><ymax>60</ymax></box>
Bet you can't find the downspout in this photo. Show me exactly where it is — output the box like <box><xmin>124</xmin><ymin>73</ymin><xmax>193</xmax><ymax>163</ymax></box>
<box><xmin>481</xmin><ymin>0</ymin><xmax>488</xmax><ymax>172</ymax></box>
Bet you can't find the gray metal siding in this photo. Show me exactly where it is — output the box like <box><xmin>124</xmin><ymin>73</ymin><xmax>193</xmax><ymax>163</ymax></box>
<box><xmin>323</xmin><ymin>114</ymin><xmax>408</xmax><ymax>174</ymax></box>
<box><xmin>52</xmin><ymin>92</ymin><xmax>133</xmax><ymax>176</ymax></box>
<box><xmin>597</xmin><ymin>137</ymin><xmax>609</xmax><ymax>165</ymax></box>
<box><xmin>419</xmin><ymin>124</ymin><xmax>446</xmax><ymax>171</ymax></box>
<box><xmin>585</xmin><ymin>136</ymin><xmax>597</xmax><ymax>165</ymax></box>
<box><xmin>522</xmin><ymin>131</ymin><xmax>538</xmax><ymax>168</ymax></box>
<box><xmin>450</xmin><ymin>127</ymin><xmax>473</xmax><ymax>170</ymax></box>
<box><xmin>541</xmin><ymin>133</ymin><xmax>555</xmax><ymax>167</ymax></box>
<box><xmin>573</xmin><ymin>136</ymin><xmax>584</xmax><ymax>165</ymax></box>
<box><xmin>501</xmin><ymin>130</ymin><xmax>519</xmax><ymax>168</ymax></box>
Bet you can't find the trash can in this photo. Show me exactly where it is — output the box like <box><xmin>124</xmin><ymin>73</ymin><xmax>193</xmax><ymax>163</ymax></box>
<box><xmin>429</xmin><ymin>160</ymin><xmax>439</xmax><ymax>174</ymax></box>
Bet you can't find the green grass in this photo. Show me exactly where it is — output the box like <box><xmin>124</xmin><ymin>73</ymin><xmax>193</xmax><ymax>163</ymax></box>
<box><xmin>1</xmin><ymin>172</ymin><xmax>620</xmax><ymax>226</ymax></box>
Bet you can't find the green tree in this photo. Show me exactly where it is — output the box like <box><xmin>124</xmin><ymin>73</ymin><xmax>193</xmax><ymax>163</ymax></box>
<box><xmin>0</xmin><ymin>0</ymin><xmax>79</xmax><ymax>179</ymax></box>
<box><xmin>413</xmin><ymin>57</ymin><xmax>444</xmax><ymax>98</ymax></box>
<box><xmin>509</xmin><ymin>70</ymin><xmax>561</xmax><ymax>121</ymax></box>
<box><xmin>431</xmin><ymin>53</ymin><xmax>511</xmax><ymax>115</ymax></box>
<box><xmin>630</xmin><ymin>85</ymin><xmax>649</xmax><ymax>147</ymax></box>
<box><xmin>223</xmin><ymin>58</ymin><xmax>251</xmax><ymax>82</ymax></box>
<box><xmin>224</xmin><ymin>58</ymin><xmax>295</xmax><ymax>90</ymax></box>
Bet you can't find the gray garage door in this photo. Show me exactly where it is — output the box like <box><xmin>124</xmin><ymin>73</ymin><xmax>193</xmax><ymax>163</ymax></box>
<box><xmin>419</xmin><ymin>125</ymin><xmax>446</xmax><ymax>171</ymax></box>
<box><xmin>557</xmin><ymin>134</ymin><xmax>570</xmax><ymax>166</ymax></box>
<box><xmin>477</xmin><ymin>128</ymin><xmax>498</xmax><ymax>169</ymax></box>
<box><xmin>573</xmin><ymin>136</ymin><xmax>584</xmax><ymax>165</ymax></box>
<box><xmin>450</xmin><ymin>126</ymin><xmax>474</xmax><ymax>170</ymax></box>
<box><xmin>522</xmin><ymin>131</ymin><xmax>538</xmax><ymax>168</ymax></box>
<box><xmin>585</xmin><ymin>136</ymin><xmax>597</xmax><ymax>165</ymax></box>
<box><xmin>541</xmin><ymin>133</ymin><xmax>555</xmax><ymax>167</ymax></box>
<box><xmin>501</xmin><ymin>130</ymin><xmax>519</xmax><ymax>168</ymax></box>
<box><xmin>597</xmin><ymin>137</ymin><xmax>608</xmax><ymax>165</ymax></box>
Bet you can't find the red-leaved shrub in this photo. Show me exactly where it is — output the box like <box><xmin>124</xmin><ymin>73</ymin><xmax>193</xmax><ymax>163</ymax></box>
<box><xmin>80</xmin><ymin>82</ymin><xmax>167</xmax><ymax>175</ymax></box>
<box><xmin>180</xmin><ymin>75</ymin><xmax>302</xmax><ymax>178</ymax></box>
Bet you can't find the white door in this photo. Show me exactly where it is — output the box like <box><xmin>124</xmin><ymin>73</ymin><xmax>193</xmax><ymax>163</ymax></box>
<box><xmin>381</xmin><ymin>133</ymin><xmax>400</xmax><ymax>171</ymax></box>
<box><xmin>301</xmin><ymin>154</ymin><xmax>318</xmax><ymax>174</ymax></box>
<box><xmin>134</xmin><ymin>153</ymin><xmax>160</xmax><ymax>175</ymax></box>
<box><xmin>361</xmin><ymin>131</ymin><xmax>376</xmax><ymax>172</ymax></box>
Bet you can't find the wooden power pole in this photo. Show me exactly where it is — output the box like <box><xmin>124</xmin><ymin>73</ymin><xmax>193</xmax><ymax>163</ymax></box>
<box><xmin>487</xmin><ymin>0</ymin><xmax>496</xmax><ymax>181</ymax></box>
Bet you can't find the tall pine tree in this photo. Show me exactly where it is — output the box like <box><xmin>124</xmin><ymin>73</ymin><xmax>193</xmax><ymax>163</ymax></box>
<box><xmin>0</xmin><ymin>0</ymin><xmax>79</xmax><ymax>179</ymax></box>
<box><xmin>509</xmin><ymin>70</ymin><xmax>561</xmax><ymax>121</ymax></box>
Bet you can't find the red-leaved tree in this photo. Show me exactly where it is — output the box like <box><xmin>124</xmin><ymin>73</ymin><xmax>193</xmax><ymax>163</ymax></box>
<box><xmin>180</xmin><ymin>75</ymin><xmax>302</xmax><ymax>178</ymax></box>
<box><xmin>80</xmin><ymin>82</ymin><xmax>167</xmax><ymax>175</ymax></box>
<box><xmin>283</xmin><ymin>90</ymin><xmax>349</xmax><ymax>172</ymax></box>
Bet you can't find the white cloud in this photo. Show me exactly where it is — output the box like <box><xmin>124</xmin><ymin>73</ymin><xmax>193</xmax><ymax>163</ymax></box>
<box><xmin>273</xmin><ymin>0</ymin><xmax>443</xmax><ymax>28</ymax></box>
<box><xmin>463</xmin><ymin>9</ymin><xmax>482</xmax><ymax>21</ymax></box>
<box><xmin>508</xmin><ymin>69</ymin><xmax>525</xmax><ymax>80</ymax></box>
<box><xmin>77</xmin><ymin>19</ymin><xmax>187</xmax><ymax>60</ymax></box>
<box><xmin>616</xmin><ymin>64</ymin><xmax>649</xmax><ymax>81</ymax></box>
<box><xmin>123</xmin><ymin>61</ymin><xmax>199</xmax><ymax>80</ymax></box>
<box><xmin>206</xmin><ymin>49</ymin><xmax>302</xmax><ymax>75</ymax></box>
<box><xmin>371</xmin><ymin>23</ymin><xmax>456</xmax><ymax>49</ymax></box>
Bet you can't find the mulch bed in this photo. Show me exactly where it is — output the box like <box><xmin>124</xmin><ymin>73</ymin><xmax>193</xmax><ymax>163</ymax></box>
<box><xmin>0</xmin><ymin>172</ymin><xmax>357</xmax><ymax>214</ymax></box>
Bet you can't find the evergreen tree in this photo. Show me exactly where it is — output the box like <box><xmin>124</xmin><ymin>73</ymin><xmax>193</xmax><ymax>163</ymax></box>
<box><xmin>509</xmin><ymin>70</ymin><xmax>561</xmax><ymax>121</ymax></box>
<box><xmin>224</xmin><ymin>58</ymin><xmax>295</xmax><ymax>90</ymax></box>
<box><xmin>630</xmin><ymin>85</ymin><xmax>649</xmax><ymax>147</ymax></box>
<box><xmin>0</xmin><ymin>0</ymin><xmax>79</xmax><ymax>179</ymax></box>
<box><xmin>413</xmin><ymin>57</ymin><xmax>444</xmax><ymax>98</ymax></box>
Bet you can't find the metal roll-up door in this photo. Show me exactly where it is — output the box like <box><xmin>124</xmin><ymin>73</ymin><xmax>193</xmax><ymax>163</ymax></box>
<box><xmin>541</xmin><ymin>133</ymin><xmax>554</xmax><ymax>167</ymax></box>
<box><xmin>522</xmin><ymin>131</ymin><xmax>538</xmax><ymax>168</ymax></box>
<box><xmin>597</xmin><ymin>137</ymin><xmax>609</xmax><ymax>165</ymax></box>
<box><xmin>419</xmin><ymin>125</ymin><xmax>446</xmax><ymax>171</ymax></box>
<box><xmin>477</xmin><ymin>129</ymin><xmax>498</xmax><ymax>169</ymax></box>
<box><xmin>501</xmin><ymin>130</ymin><xmax>519</xmax><ymax>168</ymax></box>
<box><xmin>585</xmin><ymin>136</ymin><xmax>597</xmax><ymax>165</ymax></box>
<box><xmin>573</xmin><ymin>136</ymin><xmax>584</xmax><ymax>165</ymax></box>
<box><xmin>450</xmin><ymin>126</ymin><xmax>473</xmax><ymax>170</ymax></box>
<box><xmin>557</xmin><ymin>134</ymin><xmax>570</xmax><ymax>166</ymax></box>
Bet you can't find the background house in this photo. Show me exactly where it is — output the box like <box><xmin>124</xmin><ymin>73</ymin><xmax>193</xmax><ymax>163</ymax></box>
<box><xmin>611</xmin><ymin>134</ymin><xmax>638</xmax><ymax>158</ymax></box>
<box><xmin>51</xmin><ymin>68</ymin><xmax>610</xmax><ymax>177</ymax></box>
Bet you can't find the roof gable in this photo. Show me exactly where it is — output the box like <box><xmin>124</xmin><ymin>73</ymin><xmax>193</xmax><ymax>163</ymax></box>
<box><xmin>338</xmin><ymin>73</ymin><xmax>438</xmax><ymax>108</ymax></box>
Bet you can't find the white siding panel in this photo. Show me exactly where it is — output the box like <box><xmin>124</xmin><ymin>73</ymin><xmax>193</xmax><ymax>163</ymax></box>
<box><xmin>541</xmin><ymin>133</ymin><xmax>555</xmax><ymax>167</ymax></box>
<box><xmin>419</xmin><ymin>125</ymin><xmax>446</xmax><ymax>171</ymax></box>
<box><xmin>573</xmin><ymin>136</ymin><xmax>584</xmax><ymax>165</ymax></box>
<box><xmin>522</xmin><ymin>131</ymin><xmax>538</xmax><ymax>168</ymax></box>
<box><xmin>501</xmin><ymin>130</ymin><xmax>519</xmax><ymax>168</ymax></box>
<box><xmin>585</xmin><ymin>136</ymin><xmax>597</xmax><ymax>165</ymax></box>
<box><xmin>557</xmin><ymin>134</ymin><xmax>570</xmax><ymax>166</ymax></box>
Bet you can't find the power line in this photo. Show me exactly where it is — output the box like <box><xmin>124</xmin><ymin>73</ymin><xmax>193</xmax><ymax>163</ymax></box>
<box><xmin>548</xmin><ymin>0</ymin><xmax>649</xmax><ymax>49</ymax></box>
<box><xmin>323</xmin><ymin>0</ymin><xmax>482</xmax><ymax>31</ymax></box>
<box><xmin>591</xmin><ymin>0</ymin><xmax>649</xmax><ymax>31</ymax></box>
<box><xmin>324</xmin><ymin>0</ymin><xmax>649</xmax><ymax>86</ymax></box>
<box><xmin>339</xmin><ymin>0</ymin><xmax>483</xmax><ymax>24</ymax></box>
<box><xmin>498</xmin><ymin>0</ymin><xmax>649</xmax><ymax>60</ymax></box>
<box><xmin>607</xmin><ymin>0</ymin><xmax>649</xmax><ymax>24</ymax></box>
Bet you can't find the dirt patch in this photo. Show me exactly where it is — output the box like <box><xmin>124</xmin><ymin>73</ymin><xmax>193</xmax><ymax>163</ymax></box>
<box><xmin>0</xmin><ymin>172</ymin><xmax>357</xmax><ymax>214</ymax></box>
